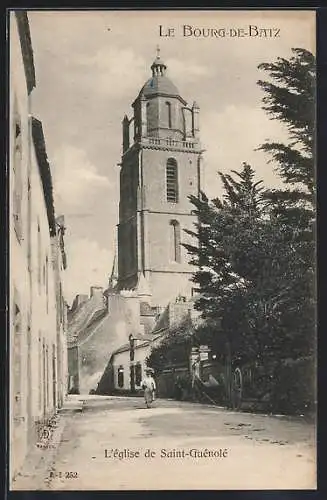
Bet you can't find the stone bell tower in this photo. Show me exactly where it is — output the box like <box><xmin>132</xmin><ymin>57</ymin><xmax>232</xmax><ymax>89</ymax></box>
<box><xmin>117</xmin><ymin>49</ymin><xmax>204</xmax><ymax>307</ymax></box>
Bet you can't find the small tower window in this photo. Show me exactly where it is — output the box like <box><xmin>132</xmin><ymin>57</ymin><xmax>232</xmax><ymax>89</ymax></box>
<box><xmin>165</xmin><ymin>102</ymin><xmax>172</xmax><ymax>129</ymax></box>
<box><xmin>135</xmin><ymin>363</ymin><xmax>142</xmax><ymax>386</ymax></box>
<box><xmin>118</xmin><ymin>366</ymin><xmax>124</xmax><ymax>388</ymax></box>
<box><xmin>166</xmin><ymin>158</ymin><xmax>178</xmax><ymax>203</ymax></box>
<box><xmin>183</xmin><ymin>107</ymin><xmax>193</xmax><ymax>137</ymax></box>
<box><xmin>170</xmin><ymin>220</ymin><xmax>181</xmax><ymax>263</ymax></box>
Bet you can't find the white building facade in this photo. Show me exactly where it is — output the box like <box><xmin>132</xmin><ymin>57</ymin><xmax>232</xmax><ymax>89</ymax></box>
<box><xmin>111</xmin><ymin>339</ymin><xmax>159</xmax><ymax>392</ymax></box>
<box><xmin>10</xmin><ymin>10</ymin><xmax>36</xmax><ymax>479</ymax></box>
<box><xmin>9</xmin><ymin>11</ymin><xmax>68</xmax><ymax>484</ymax></box>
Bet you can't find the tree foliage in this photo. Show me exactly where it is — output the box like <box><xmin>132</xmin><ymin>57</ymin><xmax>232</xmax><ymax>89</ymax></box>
<box><xmin>257</xmin><ymin>48</ymin><xmax>315</xmax><ymax>193</ymax></box>
<box><xmin>182</xmin><ymin>48</ymin><xmax>315</xmax><ymax>411</ymax></box>
<box><xmin>146</xmin><ymin>318</ymin><xmax>193</xmax><ymax>374</ymax></box>
<box><xmin>184</xmin><ymin>162</ymin><xmax>306</xmax><ymax>363</ymax></box>
<box><xmin>257</xmin><ymin>47</ymin><xmax>316</xmax><ymax>362</ymax></box>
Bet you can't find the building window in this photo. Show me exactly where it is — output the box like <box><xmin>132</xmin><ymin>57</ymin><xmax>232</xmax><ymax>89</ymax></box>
<box><xmin>135</xmin><ymin>363</ymin><xmax>142</xmax><ymax>386</ymax></box>
<box><xmin>146</xmin><ymin>102</ymin><xmax>151</xmax><ymax>134</ymax></box>
<box><xmin>46</xmin><ymin>345</ymin><xmax>49</xmax><ymax>408</ymax></box>
<box><xmin>52</xmin><ymin>344</ymin><xmax>56</xmax><ymax>408</ymax></box>
<box><xmin>170</xmin><ymin>220</ymin><xmax>181</xmax><ymax>263</ymax></box>
<box><xmin>165</xmin><ymin>101</ymin><xmax>172</xmax><ymax>128</ymax></box>
<box><xmin>13</xmin><ymin>99</ymin><xmax>23</xmax><ymax>241</ymax></box>
<box><xmin>130</xmin><ymin>364</ymin><xmax>135</xmax><ymax>391</ymax></box>
<box><xmin>45</xmin><ymin>255</ymin><xmax>49</xmax><ymax>313</ymax></box>
<box><xmin>37</xmin><ymin>222</ymin><xmax>41</xmax><ymax>292</ymax></box>
<box><xmin>13</xmin><ymin>302</ymin><xmax>22</xmax><ymax>418</ymax></box>
<box><xmin>166</xmin><ymin>158</ymin><xmax>178</xmax><ymax>203</ymax></box>
<box><xmin>183</xmin><ymin>107</ymin><xmax>193</xmax><ymax>137</ymax></box>
<box><xmin>59</xmin><ymin>282</ymin><xmax>63</xmax><ymax>324</ymax></box>
<box><xmin>42</xmin><ymin>339</ymin><xmax>46</xmax><ymax>413</ymax></box>
<box><xmin>118</xmin><ymin>366</ymin><xmax>124</xmax><ymax>388</ymax></box>
<box><xmin>62</xmin><ymin>297</ymin><xmax>66</xmax><ymax>328</ymax></box>
<box><xmin>38</xmin><ymin>333</ymin><xmax>42</xmax><ymax>410</ymax></box>
<box><xmin>129</xmin><ymin>334</ymin><xmax>135</xmax><ymax>362</ymax></box>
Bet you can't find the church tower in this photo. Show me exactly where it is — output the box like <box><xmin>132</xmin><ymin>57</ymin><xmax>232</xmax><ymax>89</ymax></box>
<box><xmin>117</xmin><ymin>50</ymin><xmax>204</xmax><ymax>307</ymax></box>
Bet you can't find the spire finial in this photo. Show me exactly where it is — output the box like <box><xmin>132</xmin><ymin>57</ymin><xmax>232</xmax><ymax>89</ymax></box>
<box><xmin>156</xmin><ymin>44</ymin><xmax>160</xmax><ymax>59</ymax></box>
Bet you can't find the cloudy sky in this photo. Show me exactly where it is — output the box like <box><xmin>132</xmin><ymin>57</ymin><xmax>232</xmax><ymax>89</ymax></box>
<box><xmin>26</xmin><ymin>10</ymin><xmax>315</xmax><ymax>304</ymax></box>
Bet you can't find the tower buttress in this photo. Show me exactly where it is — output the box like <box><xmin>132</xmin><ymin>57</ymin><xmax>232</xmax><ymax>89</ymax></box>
<box><xmin>122</xmin><ymin>115</ymin><xmax>130</xmax><ymax>153</ymax></box>
<box><xmin>140</xmin><ymin>96</ymin><xmax>147</xmax><ymax>138</ymax></box>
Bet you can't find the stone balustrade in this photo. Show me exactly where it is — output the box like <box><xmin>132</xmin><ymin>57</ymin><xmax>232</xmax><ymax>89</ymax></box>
<box><xmin>142</xmin><ymin>136</ymin><xmax>199</xmax><ymax>150</ymax></box>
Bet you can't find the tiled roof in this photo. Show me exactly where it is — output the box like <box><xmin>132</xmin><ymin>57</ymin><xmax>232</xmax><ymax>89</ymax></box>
<box><xmin>31</xmin><ymin>117</ymin><xmax>56</xmax><ymax>237</ymax></box>
<box><xmin>15</xmin><ymin>11</ymin><xmax>36</xmax><ymax>94</ymax></box>
<box><xmin>67</xmin><ymin>295</ymin><xmax>107</xmax><ymax>346</ymax></box>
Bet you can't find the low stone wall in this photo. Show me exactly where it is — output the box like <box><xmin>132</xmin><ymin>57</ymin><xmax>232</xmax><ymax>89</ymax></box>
<box><xmin>104</xmin><ymin>389</ymin><xmax>144</xmax><ymax>398</ymax></box>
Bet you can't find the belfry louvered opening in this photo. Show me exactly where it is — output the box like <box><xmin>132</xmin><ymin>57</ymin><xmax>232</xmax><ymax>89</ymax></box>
<box><xmin>166</xmin><ymin>158</ymin><xmax>178</xmax><ymax>203</ymax></box>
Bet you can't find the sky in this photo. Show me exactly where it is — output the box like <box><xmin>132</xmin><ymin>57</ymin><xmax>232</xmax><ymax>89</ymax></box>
<box><xmin>26</xmin><ymin>10</ymin><xmax>315</xmax><ymax>304</ymax></box>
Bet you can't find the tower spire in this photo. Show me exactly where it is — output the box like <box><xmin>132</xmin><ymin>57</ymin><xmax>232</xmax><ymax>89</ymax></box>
<box><xmin>108</xmin><ymin>254</ymin><xmax>118</xmax><ymax>290</ymax></box>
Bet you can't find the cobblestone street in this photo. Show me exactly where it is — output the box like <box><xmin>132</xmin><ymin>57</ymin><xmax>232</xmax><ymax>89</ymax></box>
<box><xmin>12</xmin><ymin>395</ymin><xmax>316</xmax><ymax>490</ymax></box>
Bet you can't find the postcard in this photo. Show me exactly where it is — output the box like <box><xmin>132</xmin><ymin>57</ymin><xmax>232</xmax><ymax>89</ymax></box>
<box><xmin>9</xmin><ymin>9</ymin><xmax>316</xmax><ymax>491</ymax></box>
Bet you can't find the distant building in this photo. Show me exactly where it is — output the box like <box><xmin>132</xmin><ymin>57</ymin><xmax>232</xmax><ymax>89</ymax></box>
<box><xmin>67</xmin><ymin>281</ymin><xmax>158</xmax><ymax>395</ymax></box>
<box><xmin>67</xmin><ymin>286</ymin><xmax>108</xmax><ymax>394</ymax></box>
<box><xmin>10</xmin><ymin>11</ymin><xmax>68</xmax><ymax>483</ymax></box>
<box><xmin>97</xmin><ymin>336</ymin><xmax>161</xmax><ymax>394</ymax></box>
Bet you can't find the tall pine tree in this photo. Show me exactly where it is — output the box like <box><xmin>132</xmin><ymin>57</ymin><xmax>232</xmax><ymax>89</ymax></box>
<box><xmin>257</xmin><ymin>48</ymin><xmax>316</xmax><ymax>361</ymax></box>
<box><xmin>257</xmin><ymin>48</ymin><xmax>315</xmax><ymax>194</ymax></box>
<box><xmin>184</xmin><ymin>163</ymin><xmax>273</xmax><ymax>362</ymax></box>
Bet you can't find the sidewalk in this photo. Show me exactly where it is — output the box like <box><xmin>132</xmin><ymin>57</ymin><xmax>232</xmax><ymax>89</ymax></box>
<box><xmin>11</xmin><ymin>396</ymin><xmax>84</xmax><ymax>490</ymax></box>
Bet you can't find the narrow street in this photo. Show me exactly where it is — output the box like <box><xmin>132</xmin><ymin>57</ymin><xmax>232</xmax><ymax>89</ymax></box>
<box><xmin>13</xmin><ymin>395</ymin><xmax>316</xmax><ymax>491</ymax></box>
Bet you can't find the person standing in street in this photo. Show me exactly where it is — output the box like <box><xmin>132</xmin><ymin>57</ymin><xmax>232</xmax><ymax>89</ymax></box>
<box><xmin>141</xmin><ymin>368</ymin><xmax>156</xmax><ymax>408</ymax></box>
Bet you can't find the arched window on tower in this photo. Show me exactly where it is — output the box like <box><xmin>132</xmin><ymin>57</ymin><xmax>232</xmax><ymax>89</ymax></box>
<box><xmin>183</xmin><ymin>107</ymin><xmax>193</xmax><ymax>138</ymax></box>
<box><xmin>169</xmin><ymin>220</ymin><xmax>181</xmax><ymax>263</ymax></box>
<box><xmin>166</xmin><ymin>158</ymin><xmax>178</xmax><ymax>203</ymax></box>
<box><xmin>165</xmin><ymin>101</ymin><xmax>172</xmax><ymax>129</ymax></box>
